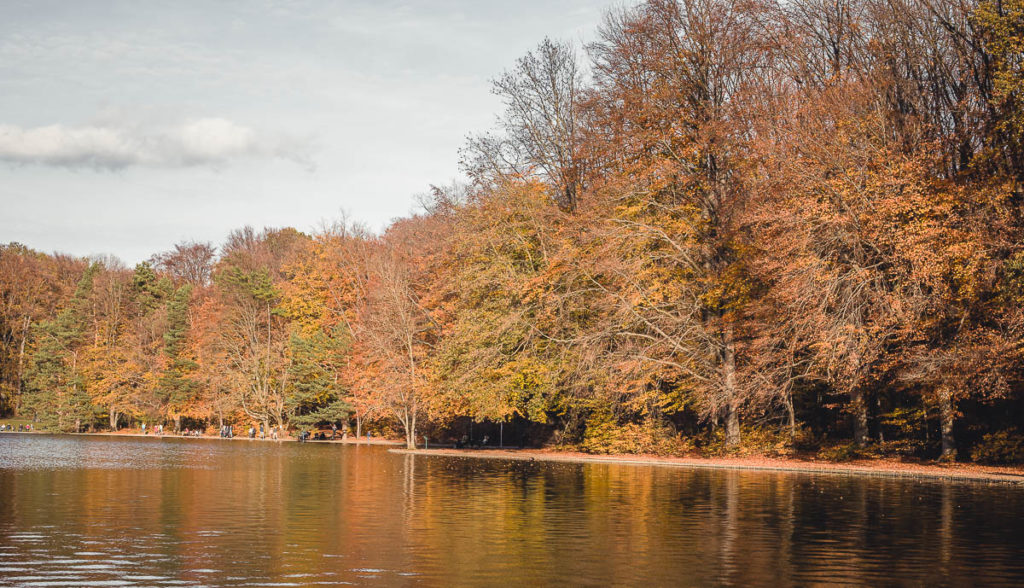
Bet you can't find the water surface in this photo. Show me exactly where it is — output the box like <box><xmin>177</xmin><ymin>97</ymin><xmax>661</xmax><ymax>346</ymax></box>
<box><xmin>2</xmin><ymin>433</ymin><xmax>1023</xmax><ymax>586</ymax></box>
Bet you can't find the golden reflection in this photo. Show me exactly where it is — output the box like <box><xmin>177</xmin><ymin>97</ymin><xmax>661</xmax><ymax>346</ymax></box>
<box><xmin>1</xmin><ymin>436</ymin><xmax>1022</xmax><ymax>586</ymax></box>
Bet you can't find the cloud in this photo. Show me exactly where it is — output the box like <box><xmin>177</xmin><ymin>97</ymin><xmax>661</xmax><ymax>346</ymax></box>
<box><xmin>0</xmin><ymin>117</ymin><xmax>314</xmax><ymax>171</ymax></box>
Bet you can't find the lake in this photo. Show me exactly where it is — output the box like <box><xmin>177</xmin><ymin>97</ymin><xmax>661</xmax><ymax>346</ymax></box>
<box><xmin>1</xmin><ymin>434</ymin><xmax>1023</xmax><ymax>586</ymax></box>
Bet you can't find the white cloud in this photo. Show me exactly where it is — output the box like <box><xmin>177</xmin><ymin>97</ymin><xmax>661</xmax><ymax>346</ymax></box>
<box><xmin>0</xmin><ymin>117</ymin><xmax>313</xmax><ymax>171</ymax></box>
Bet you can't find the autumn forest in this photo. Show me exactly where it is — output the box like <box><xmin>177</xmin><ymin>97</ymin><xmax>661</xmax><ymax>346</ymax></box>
<box><xmin>2</xmin><ymin>0</ymin><xmax>1023</xmax><ymax>463</ymax></box>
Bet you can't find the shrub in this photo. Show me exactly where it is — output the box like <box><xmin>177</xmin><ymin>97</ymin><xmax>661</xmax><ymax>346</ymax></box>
<box><xmin>971</xmin><ymin>431</ymin><xmax>1024</xmax><ymax>464</ymax></box>
<box><xmin>699</xmin><ymin>426</ymin><xmax>807</xmax><ymax>458</ymax></box>
<box><xmin>817</xmin><ymin>442</ymin><xmax>879</xmax><ymax>462</ymax></box>
<box><xmin>581</xmin><ymin>411</ymin><xmax>691</xmax><ymax>456</ymax></box>
<box><xmin>876</xmin><ymin>439</ymin><xmax>933</xmax><ymax>459</ymax></box>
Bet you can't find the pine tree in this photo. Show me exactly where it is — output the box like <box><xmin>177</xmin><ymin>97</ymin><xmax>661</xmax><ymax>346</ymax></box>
<box><xmin>286</xmin><ymin>326</ymin><xmax>350</xmax><ymax>428</ymax></box>
<box><xmin>23</xmin><ymin>264</ymin><xmax>98</xmax><ymax>431</ymax></box>
<box><xmin>158</xmin><ymin>285</ymin><xmax>196</xmax><ymax>431</ymax></box>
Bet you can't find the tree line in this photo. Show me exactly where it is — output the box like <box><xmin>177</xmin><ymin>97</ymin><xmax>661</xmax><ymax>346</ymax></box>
<box><xmin>1</xmin><ymin>0</ymin><xmax>1022</xmax><ymax>460</ymax></box>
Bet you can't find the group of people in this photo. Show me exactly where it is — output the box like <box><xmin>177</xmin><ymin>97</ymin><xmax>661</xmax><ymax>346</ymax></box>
<box><xmin>455</xmin><ymin>434</ymin><xmax>490</xmax><ymax>449</ymax></box>
<box><xmin>298</xmin><ymin>424</ymin><xmax>344</xmax><ymax>443</ymax></box>
<box><xmin>0</xmin><ymin>421</ymin><xmax>365</xmax><ymax>441</ymax></box>
<box><xmin>140</xmin><ymin>423</ymin><xmax>164</xmax><ymax>435</ymax></box>
<box><xmin>454</xmin><ymin>431</ymin><xmax>530</xmax><ymax>449</ymax></box>
<box><xmin>243</xmin><ymin>425</ymin><xmax>281</xmax><ymax>440</ymax></box>
<box><xmin>0</xmin><ymin>423</ymin><xmax>32</xmax><ymax>432</ymax></box>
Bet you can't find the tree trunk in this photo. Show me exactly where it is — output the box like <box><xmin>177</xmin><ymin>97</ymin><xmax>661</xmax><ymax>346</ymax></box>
<box><xmin>876</xmin><ymin>396</ymin><xmax>885</xmax><ymax>443</ymax></box>
<box><xmin>939</xmin><ymin>386</ymin><xmax>956</xmax><ymax>460</ymax></box>
<box><xmin>174</xmin><ymin>415</ymin><xmax>181</xmax><ymax>434</ymax></box>
<box><xmin>722</xmin><ymin>327</ymin><xmax>741</xmax><ymax>447</ymax></box>
<box><xmin>404</xmin><ymin>411</ymin><xmax>416</xmax><ymax>450</ymax></box>
<box><xmin>15</xmin><ymin>315</ymin><xmax>29</xmax><ymax>415</ymax></box>
<box><xmin>785</xmin><ymin>390</ymin><xmax>797</xmax><ymax>437</ymax></box>
<box><xmin>850</xmin><ymin>387</ymin><xmax>869</xmax><ymax>447</ymax></box>
<box><xmin>109</xmin><ymin>407</ymin><xmax>119</xmax><ymax>431</ymax></box>
<box><xmin>725</xmin><ymin>401</ymin><xmax>741</xmax><ymax>448</ymax></box>
<box><xmin>356</xmin><ymin>414</ymin><xmax>362</xmax><ymax>439</ymax></box>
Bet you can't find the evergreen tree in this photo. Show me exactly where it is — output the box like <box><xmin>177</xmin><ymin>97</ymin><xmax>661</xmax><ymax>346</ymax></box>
<box><xmin>23</xmin><ymin>264</ymin><xmax>98</xmax><ymax>431</ymax></box>
<box><xmin>158</xmin><ymin>285</ymin><xmax>196</xmax><ymax>431</ymax></box>
<box><xmin>286</xmin><ymin>326</ymin><xmax>350</xmax><ymax>428</ymax></box>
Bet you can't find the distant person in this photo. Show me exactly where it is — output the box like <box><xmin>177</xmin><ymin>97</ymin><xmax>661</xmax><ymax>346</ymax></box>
<box><xmin>331</xmin><ymin>424</ymin><xmax>337</xmax><ymax>440</ymax></box>
<box><xmin>142</xmin><ymin>423</ymin><xmax>147</xmax><ymax>435</ymax></box>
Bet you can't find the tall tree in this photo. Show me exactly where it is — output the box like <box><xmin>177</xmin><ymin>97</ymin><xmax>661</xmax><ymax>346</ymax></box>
<box><xmin>24</xmin><ymin>264</ymin><xmax>99</xmax><ymax>431</ymax></box>
<box><xmin>464</xmin><ymin>38</ymin><xmax>588</xmax><ymax>212</ymax></box>
<box><xmin>158</xmin><ymin>285</ymin><xmax>197</xmax><ymax>431</ymax></box>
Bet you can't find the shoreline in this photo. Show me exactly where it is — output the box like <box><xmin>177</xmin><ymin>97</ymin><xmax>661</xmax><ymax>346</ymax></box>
<box><xmin>390</xmin><ymin>447</ymin><xmax>1024</xmax><ymax>485</ymax></box>
<box><xmin>0</xmin><ymin>429</ymin><xmax>403</xmax><ymax>446</ymax></box>
<box><xmin>6</xmin><ymin>429</ymin><xmax>1023</xmax><ymax>484</ymax></box>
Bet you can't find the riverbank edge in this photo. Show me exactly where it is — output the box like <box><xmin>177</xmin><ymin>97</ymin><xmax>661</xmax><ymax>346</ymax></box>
<box><xmin>6</xmin><ymin>430</ymin><xmax>1021</xmax><ymax>484</ymax></box>
<box><xmin>390</xmin><ymin>447</ymin><xmax>1024</xmax><ymax>485</ymax></box>
<box><xmin>0</xmin><ymin>430</ymin><xmax>403</xmax><ymax>446</ymax></box>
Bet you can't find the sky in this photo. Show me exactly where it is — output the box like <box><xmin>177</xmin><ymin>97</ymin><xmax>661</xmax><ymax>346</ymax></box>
<box><xmin>0</xmin><ymin>0</ymin><xmax>613</xmax><ymax>264</ymax></box>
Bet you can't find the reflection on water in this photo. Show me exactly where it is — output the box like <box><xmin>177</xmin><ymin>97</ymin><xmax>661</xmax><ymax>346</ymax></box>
<box><xmin>2</xmin><ymin>434</ymin><xmax>1024</xmax><ymax>586</ymax></box>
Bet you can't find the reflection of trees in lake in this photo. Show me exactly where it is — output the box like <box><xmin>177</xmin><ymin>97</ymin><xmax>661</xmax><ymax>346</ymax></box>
<box><xmin>6</xmin><ymin>439</ymin><xmax>1024</xmax><ymax>584</ymax></box>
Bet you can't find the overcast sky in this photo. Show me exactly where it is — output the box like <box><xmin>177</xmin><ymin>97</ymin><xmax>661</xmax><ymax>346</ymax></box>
<box><xmin>0</xmin><ymin>0</ymin><xmax>612</xmax><ymax>264</ymax></box>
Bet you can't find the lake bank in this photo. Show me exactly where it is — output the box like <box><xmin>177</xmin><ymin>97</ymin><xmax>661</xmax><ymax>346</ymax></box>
<box><xmin>6</xmin><ymin>428</ymin><xmax>1023</xmax><ymax>484</ymax></box>
<box><xmin>0</xmin><ymin>428</ymin><xmax>403</xmax><ymax>445</ymax></box>
<box><xmin>391</xmin><ymin>447</ymin><xmax>1024</xmax><ymax>485</ymax></box>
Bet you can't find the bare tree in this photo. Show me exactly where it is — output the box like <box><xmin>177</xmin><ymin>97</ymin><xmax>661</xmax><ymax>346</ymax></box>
<box><xmin>463</xmin><ymin>38</ymin><xmax>587</xmax><ymax>212</ymax></box>
<box><xmin>355</xmin><ymin>245</ymin><xmax>437</xmax><ymax>449</ymax></box>
<box><xmin>151</xmin><ymin>241</ymin><xmax>217</xmax><ymax>287</ymax></box>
